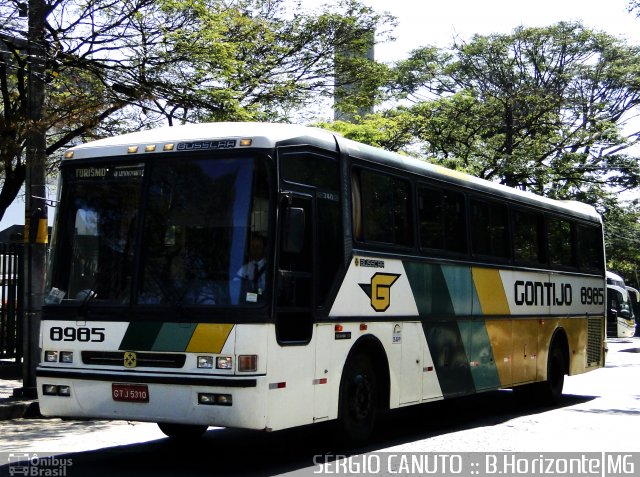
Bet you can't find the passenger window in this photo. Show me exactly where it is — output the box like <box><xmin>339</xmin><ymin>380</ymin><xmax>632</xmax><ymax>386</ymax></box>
<box><xmin>418</xmin><ymin>186</ymin><xmax>466</xmax><ymax>254</ymax></box>
<box><xmin>470</xmin><ymin>200</ymin><xmax>509</xmax><ymax>258</ymax></box>
<box><xmin>577</xmin><ymin>224</ymin><xmax>604</xmax><ymax>272</ymax></box>
<box><xmin>359</xmin><ymin>169</ymin><xmax>412</xmax><ymax>246</ymax></box>
<box><xmin>548</xmin><ymin>217</ymin><xmax>575</xmax><ymax>267</ymax></box>
<box><xmin>513</xmin><ymin>210</ymin><xmax>544</xmax><ymax>264</ymax></box>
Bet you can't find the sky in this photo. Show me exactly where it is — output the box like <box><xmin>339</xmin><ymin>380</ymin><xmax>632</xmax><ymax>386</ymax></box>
<box><xmin>360</xmin><ymin>0</ymin><xmax>640</xmax><ymax>61</ymax></box>
<box><xmin>2</xmin><ymin>0</ymin><xmax>639</xmax><ymax>231</ymax></box>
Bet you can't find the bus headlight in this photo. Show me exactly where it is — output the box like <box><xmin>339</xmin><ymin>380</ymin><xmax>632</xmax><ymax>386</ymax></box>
<box><xmin>44</xmin><ymin>351</ymin><xmax>58</xmax><ymax>363</ymax></box>
<box><xmin>197</xmin><ymin>356</ymin><xmax>214</xmax><ymax>369</ymax></box>
<box><xmin>216</xmin><ymin>356</ymin><xmax>233</xmax><ymax>369</ymax></box>
<box><xmin>60</xmin><ymin>351</ymin><xmax>74</xmax><ymax>363</ymax></box>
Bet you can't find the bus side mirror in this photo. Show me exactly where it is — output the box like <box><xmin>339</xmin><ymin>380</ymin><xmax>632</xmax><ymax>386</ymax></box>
<box><xmin>283</xmin><ymin>207</ymin><xmax>305</xmax><ymax>254</ymax></box>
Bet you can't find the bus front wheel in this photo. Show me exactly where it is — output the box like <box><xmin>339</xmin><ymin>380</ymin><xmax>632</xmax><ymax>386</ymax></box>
<box><xmin>338</xmin><ymin>353</ymin><xmax>378</xmax><ymax>443</ymax></box>
<box><xmin>157</xmin><ymin>423</ymin><xmax>208</xmax><ymax>440</ymax></box>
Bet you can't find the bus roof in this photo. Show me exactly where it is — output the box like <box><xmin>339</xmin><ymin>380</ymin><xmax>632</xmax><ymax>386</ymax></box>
<box><xmin>607</xmin><ymin>271</ymin><xmax>625</xmax><ymax>283</ymax></box>
<box><xmin>607</xmin><ymin>284</ymin><xmax>630</xmax><ymax>301</ymax></box>
<box><xmin>64</xmin><ymin>122</ymin><xmax>601</xmax><ymax>223</ymax></box>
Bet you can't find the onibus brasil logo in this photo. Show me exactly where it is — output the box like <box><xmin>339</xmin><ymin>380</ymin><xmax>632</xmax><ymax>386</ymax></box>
<box><xmin>359</xmin><ymin>273</ymin><xmax>401</xmax><ymax>312</ymax></box>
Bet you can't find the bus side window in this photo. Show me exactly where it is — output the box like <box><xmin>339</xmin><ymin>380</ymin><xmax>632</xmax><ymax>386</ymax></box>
<box><xmin>577</xmin><ymin>224</ymin><xmax>604</xmax><ymax>272</ymax></box>
<box><xmin>548</xmin><ymin>217</ymin><xmax>575</xmax><ymax>267</ymax></box>
<box><xmin>351</xmin><ymin>172</ymin><xmax>362</xmax><ymax>241</ymax></box>
<box><xmin>513</xmin><ymin>209</ymin><xmax>544</xmax><ymax>264</ymax></box>
<box><xmin>470</xmin><ymin>199</ymin><xmax>509</xmax><ymax>259</ymax></box>
<box><xmin>418</xmin><ymin>186</ymin><xmax>466</xmax><ymax>254</ymax></box>
<box><xmin>359</xmin><ymin>168</ymin><xmax>412</xmax><ymax>247</ymax></box>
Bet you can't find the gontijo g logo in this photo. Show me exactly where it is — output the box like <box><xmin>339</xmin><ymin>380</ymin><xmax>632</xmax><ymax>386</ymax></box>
<box><xmin>359</xmin><ymin>273</ymin><xmax>401</xmax><ymax>312</ymax></box>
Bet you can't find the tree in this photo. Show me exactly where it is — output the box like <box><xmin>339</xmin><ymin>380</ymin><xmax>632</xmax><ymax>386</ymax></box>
<box><xmin>319</xmin><ymin>22</ymin><xmax>640</xmax><ymax>277</ymax></box>
<box><xmin>324</xmin><ymin>22</ymin><xmax>640</xmax><ymax>202</ymax></box>
<box><xmin>0</xmin><ymin>0</ymin><xmax>392</xmax><ymax>223</ymax></box>
<box><xmin>603</xmin><ymin>197</ymin><xmax>640</xmax><ymax>288</ymax></box>
<box><xmin>391</xmin><ymin>23</ymin><xmax>640</xmax><ymax>202</ymax></box>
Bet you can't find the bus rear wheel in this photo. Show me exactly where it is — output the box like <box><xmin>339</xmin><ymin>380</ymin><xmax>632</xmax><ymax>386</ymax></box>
<box><xmin>157</xmin><ymin>423</ymin><xmax>208</xmax><ymax>439</ymax></box>
<box><xmin>338</xmin><ymin>353</ymin><xmax>378</xmax><ymax>443</ymax></box>
<box><xmin>537</xmin><ymin>341</ymin><xmax>566</xmax><ymax>405</ymax></box>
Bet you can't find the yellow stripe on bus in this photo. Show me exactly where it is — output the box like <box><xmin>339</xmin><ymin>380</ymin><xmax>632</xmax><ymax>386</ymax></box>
<box><xmin>186</xmin><ymin>323</ymin><xmax>234</xmax><ymax>353</ymax></box>
<box><xmin>471</xmin><ymin>268</ymin><xmax>511</xmax><ymax>315</ymax></box>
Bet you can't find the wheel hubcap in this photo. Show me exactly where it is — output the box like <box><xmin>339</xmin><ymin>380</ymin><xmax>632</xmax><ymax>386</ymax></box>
<box><xmin>350</xmin><ymin>373</ymin><xmax>372</xmax><ymax>421</ymax></box>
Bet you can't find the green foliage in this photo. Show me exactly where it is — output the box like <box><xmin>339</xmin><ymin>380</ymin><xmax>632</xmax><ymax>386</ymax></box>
<box><xmin>0</xmin><ymin>0</ymin><xmax>392</xmax><ymax>221</ymax></box>
<box><xmin>315</xmin><ymin>110</ymin><xmax>416</xmax><ymax>152</ymax></box>
<box><xmin>398</xmin><ymin>23</ymin><xmax>640</xmax><ymax>202</ymax></box>
<box><xmin>603</xmin><ymin>199</ymin><xmax>640</xmax><ymax>288</ymax></box>
<box><xmin>320</xmin><ymin>21</ymin><xmax>640</xmax><ymax>274</ymax></box>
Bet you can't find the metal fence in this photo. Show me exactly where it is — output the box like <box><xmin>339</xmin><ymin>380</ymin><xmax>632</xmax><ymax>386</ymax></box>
<box><xmin>0</xmin><ymin>243</ymin><xmax>23</xmax><ymax>361</ymax></box>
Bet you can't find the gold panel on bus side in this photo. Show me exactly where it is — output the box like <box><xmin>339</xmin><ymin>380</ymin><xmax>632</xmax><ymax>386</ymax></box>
<box><xmin>511</xmin><ymin>319</ymin><xmax>538</xmax><ymax>384</ymax></box>
<box><xmin>484</xmin><ymin>319</ymin><xmax>512</xmax><ymax>386</ymax></box>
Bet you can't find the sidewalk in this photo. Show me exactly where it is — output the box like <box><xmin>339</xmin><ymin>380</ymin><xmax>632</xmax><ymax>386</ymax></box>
<box><xmin>0</xmin><ymin>378</ymin><xmax>40</xmax><ymax>420</ymax></box>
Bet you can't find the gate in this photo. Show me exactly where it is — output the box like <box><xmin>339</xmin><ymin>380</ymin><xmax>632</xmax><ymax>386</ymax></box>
<box><xmin>0</xmin><ymin>243</ymin><xmax>23</xmax><ymax>361</ymax></box>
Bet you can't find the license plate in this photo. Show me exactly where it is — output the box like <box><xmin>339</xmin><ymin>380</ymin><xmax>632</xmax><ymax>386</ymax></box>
<box><xmin>112</xmin><ymin>383</ymin><xmax>149</xmax><ymax>403</ymax></box>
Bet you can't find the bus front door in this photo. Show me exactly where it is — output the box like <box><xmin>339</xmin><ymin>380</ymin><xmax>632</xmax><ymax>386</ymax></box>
<box><xmin>275</xmin><ymin>194</ymin><xmax>314</xmax><ymax>344</ymax></box>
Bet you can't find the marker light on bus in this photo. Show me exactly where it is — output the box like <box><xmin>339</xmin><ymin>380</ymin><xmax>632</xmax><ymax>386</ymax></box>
<box><xmin>197</xmin><ymin>356</ymin><xmax>214</xmax><ymax>369</ymax></box>
<box><xmin>127</xmin><ymin>146</ymin><xmax>139</xmax><ymax>154</ymax></box>
<box><xmin>145</xmin><ymin>145</ymin><xmax>156</xmax><ymax>152</ymax></box>
<box><xmin>44</xmin><ymin>351</ymin><xmax>58</xmax><ymax>363</ymax></box>
<box><xmin>239</xmin><ymin>138</ymin><xmax>252</xmax><ymax>147</ymax></box>
<box><xmin>238</xmin><ymin>355</ymin><xmax>257</xmax><ymax>372</ymax></box>
<box><xmin>163</xmin><ymin>143</ymin><xmax>175</xmax><ymax>151</ymax></box>
<box><xmin>64</xmin><ymin>151</ymin><xmax>74</xmax><ymax>159</ymax></box>
<box><xmin>60</xmin><ymin>351</ymin><xmax>74</xmax><ymax>364</ymax></box>
<box><xmin>216</xmin><ymin>356</ymin><xmax>233</xmax><ymax>370</ymax></box>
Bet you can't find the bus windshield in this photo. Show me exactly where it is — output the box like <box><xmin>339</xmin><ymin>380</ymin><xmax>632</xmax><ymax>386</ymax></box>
<box><xmin>47</xmin><ymin>156</ymin><xmax>270</xmax><ymax>308</ymax></box>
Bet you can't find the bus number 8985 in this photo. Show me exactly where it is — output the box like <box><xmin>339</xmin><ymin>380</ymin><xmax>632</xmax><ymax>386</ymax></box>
<box><xmin>50</xmin><ymin>327</ymin><xmax>106</xmax><ymax>342</ymax></box>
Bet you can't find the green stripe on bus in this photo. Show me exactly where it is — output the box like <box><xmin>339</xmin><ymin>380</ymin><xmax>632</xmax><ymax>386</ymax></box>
<box><xmin>152</xmin><ymin>323</ymin><xmax>198</xmax><ymax>352</ymax></box>
<box><xmin>422</xmin><ymin>321</ymin><xmax>476</xmax><ymax>397</ymax></box>
<box><xmin>441</xmin><ymin>265</ymin><xmax>475</xmax><ymax>316</ymax></box>
<box><xmin>404</xmin><ymin>262</ymin><xmax>454</xmax><ymax>316</ymax></box>
<box><xmin>457</xmin><ymin>320</ymin><xmax>501</xmax><ymax>391</ymax></box>
<box><xmin>119</xmin><ymin>322</ymin><xmax>163</xmax><ymax>351</ymax></box>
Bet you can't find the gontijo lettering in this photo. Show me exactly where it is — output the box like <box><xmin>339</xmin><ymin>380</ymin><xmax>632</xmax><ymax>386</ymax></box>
<box><xmin>514</xmin><ymin>280</ymin><xmax>573</xmax><ymax>306</ymax></box>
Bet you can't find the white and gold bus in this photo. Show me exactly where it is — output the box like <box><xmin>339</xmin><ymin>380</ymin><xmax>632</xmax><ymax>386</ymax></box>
<box><xmin>37</xmin><ymin>122</ymin><xmax>606</xmax><ymax>441</ymax></box>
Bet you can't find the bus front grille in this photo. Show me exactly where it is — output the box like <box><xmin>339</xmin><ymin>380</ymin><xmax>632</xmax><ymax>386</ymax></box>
<box><xmin>81</xmin><ymin>351</ymin><xmax>186</xmax><ymax>368</ymax></box>
<box><xmin>586</xmin><ymin>316</ymin><xmax>604</xmax><ymax>367</ymax></box>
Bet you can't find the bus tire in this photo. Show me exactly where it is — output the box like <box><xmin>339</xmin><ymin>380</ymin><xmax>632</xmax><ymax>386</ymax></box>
<box><xmin>157</xmin><ymin>423</ymin><xmax>208</xmax><ymax>440</ymax></box>
<box><xmin>538</xmin><ymin>340</ymin><xmax>566</xmax><ymax>405</ymax></box>
<box><xmin>338</xmin><ymin>353</ymin><xmax>378</xmax><ymax>443</ymax></box>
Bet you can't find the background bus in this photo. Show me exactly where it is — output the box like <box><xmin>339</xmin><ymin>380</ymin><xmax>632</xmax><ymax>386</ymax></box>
<box><xmin>606</xmin><ymin>271</ymin><xmax>637</xmax><ymax>338</ymax></box>
<box><xmin>628</xmin><ymin>287</ymin><xmax>640</xmax><ymax>337</ymax></box>
<box><xmin>37</xmin><ymin>122</ymin><xmax>606</xmax><ymax>442</ymax></box>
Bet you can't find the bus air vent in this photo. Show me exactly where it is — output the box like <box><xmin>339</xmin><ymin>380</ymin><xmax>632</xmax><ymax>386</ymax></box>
<box><xmin>586</xmin><ymin>317</ymin><xmax>604</xmax><ymax>367</ymax></box>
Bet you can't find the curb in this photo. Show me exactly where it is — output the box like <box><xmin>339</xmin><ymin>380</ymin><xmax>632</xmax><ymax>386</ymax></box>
<box><xmin>0</xmin><ymin>400</ymin><xmax>41</xmax><ymax>420</ymax></box>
